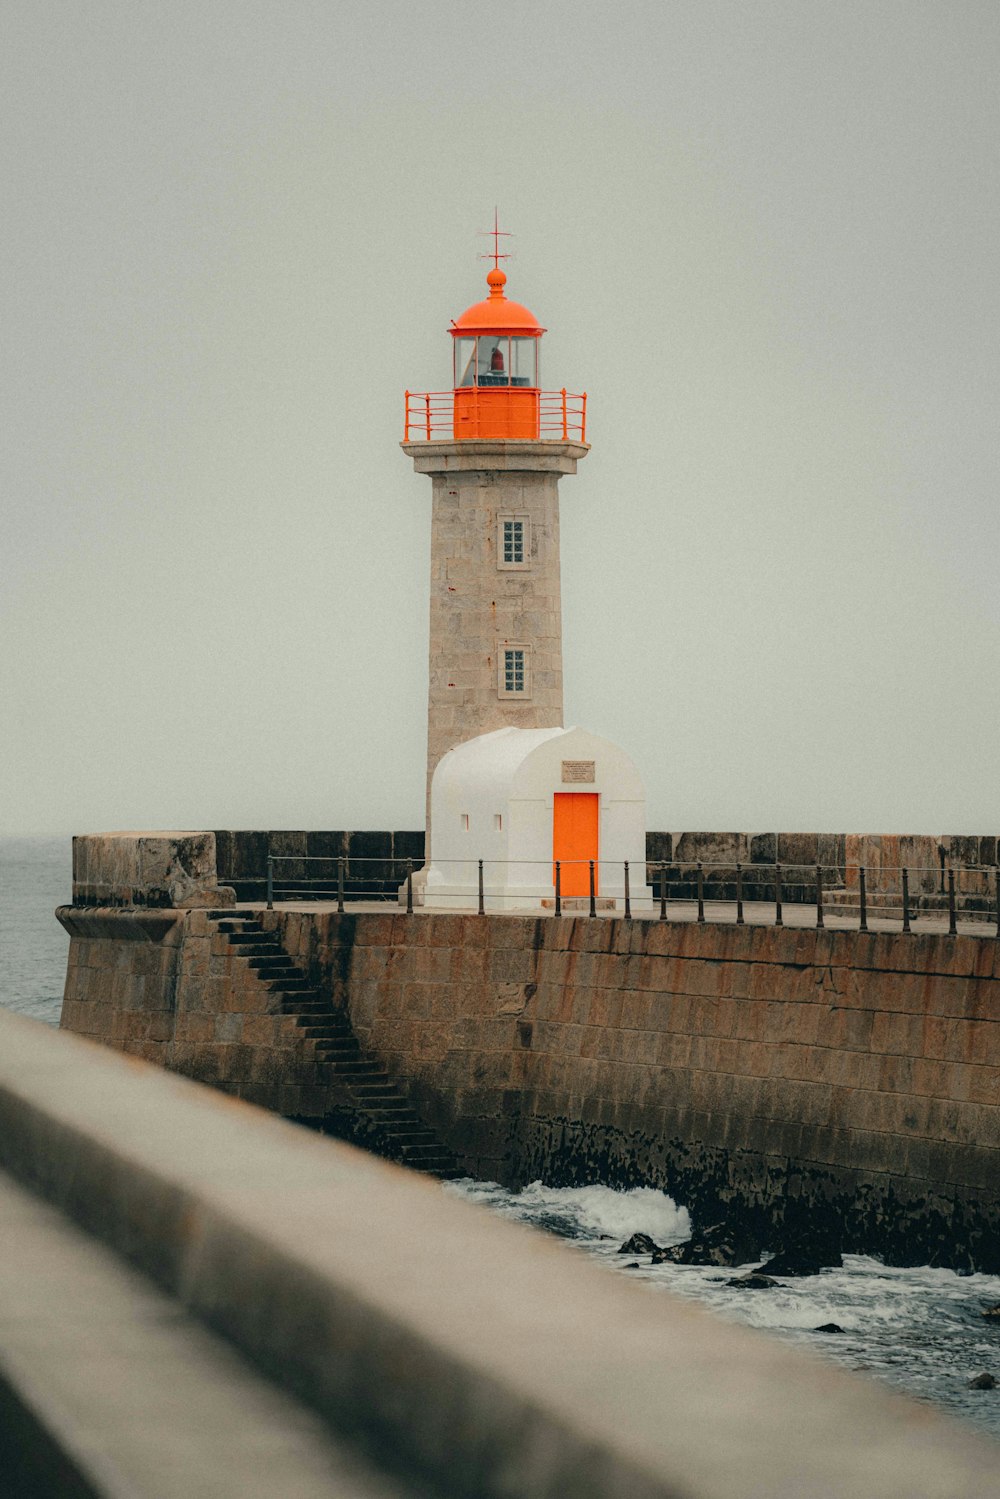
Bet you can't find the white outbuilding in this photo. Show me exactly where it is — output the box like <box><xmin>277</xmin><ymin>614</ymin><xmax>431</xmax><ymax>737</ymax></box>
<box><xmin>423</xmin><ymin>725</ymin><xmax>652</xmax><ymax>911</ymax></box>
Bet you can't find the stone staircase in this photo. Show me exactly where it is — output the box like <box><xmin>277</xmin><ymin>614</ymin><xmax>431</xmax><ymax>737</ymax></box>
<box><xmin>207</xmin><ymin>912</ymin><xmax>461</xmax><ymax>1178</ymax></box>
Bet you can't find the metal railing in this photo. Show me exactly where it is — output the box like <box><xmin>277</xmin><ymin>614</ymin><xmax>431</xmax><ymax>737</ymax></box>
<box><xmin>260</xmin><ymin>855</ymin><xmax>1000</xmax><ymax>936</ymax></box>
<box><xmin>403</xmin><ymin>389</ymin><xmax>587</xmax><ymax>443</ymax></box>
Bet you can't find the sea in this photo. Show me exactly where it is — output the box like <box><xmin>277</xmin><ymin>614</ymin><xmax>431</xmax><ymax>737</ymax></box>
<box><xmin>2</xmin><ymin>836</ymin><xmax>998</xmax><ymax>1438</ymax></box>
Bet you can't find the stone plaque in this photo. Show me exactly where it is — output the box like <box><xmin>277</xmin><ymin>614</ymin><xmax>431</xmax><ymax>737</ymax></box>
<box><xmin>561</xmin><ymin>759</ymin><xmax>595</xmax><ymax>784</ymax></box>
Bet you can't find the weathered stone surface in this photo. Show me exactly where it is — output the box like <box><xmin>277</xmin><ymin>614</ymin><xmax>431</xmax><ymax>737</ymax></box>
<box><xmin>776</xmin><ymin>833</ymin><xmax>820</xmax><ymax>868</ymax></box>
<box><xmin>57</xmin><ymin>896</ymin><xmax>1000</xmax><ymax>1273</ymax></box>
<box><xmin>72</xmin><ymin>832</ymin><xmax>231</xmax><ymax>909</ymax></box>
<box><xmin>749</xmin><ymin>833</ymin><xmax>777</xmax><ymax>865</ymax></box>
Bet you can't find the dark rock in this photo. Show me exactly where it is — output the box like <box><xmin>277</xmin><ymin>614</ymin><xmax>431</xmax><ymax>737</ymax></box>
<box><xmin>760</xmin><ymin>1246</ymin><xmax>843</xmax><ymax>1277</ymax></box>
<box><xmin>759</xmin><ymin>1227</ymin><xmax>843</xmax><ymax>1278</ymax></box>
<box><xmin>618</xmin><ymin>1233</ymin><xmax>661</xmax><ymax>1256</ymax></box>
<box><xmin>982</xmin><ymin>1304</ymin><xmax>1000</xmax><ymax>1320</ymax></box>
<box><xmin>813</xmin><ymin>1323</ymin><xmax>846</xmax><ymax>1334</ymax></box>
<box><xmin>652</xmin><ymin>1221</ymin><xmax>761</xmax><ymax>1269</ymax></box>
<box><xmin>968</xmin><ymin>1372</ymin><xmax>997</xmax><ymax>1390</ymax></box>
<box><xmin>727</xmin><ymin>1273</ymin><xmax>779</xmax><ymax>1290</ymax></box>
<box><xmin>623</xmin><ymin>1262</ymin><xmax>641</xmax><ymax>1270</ymax></box>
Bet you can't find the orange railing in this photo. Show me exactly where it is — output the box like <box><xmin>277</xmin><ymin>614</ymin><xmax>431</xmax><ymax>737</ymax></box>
<box><xmin>403</xmin><ymin>389</ymin><xmax>587</xmax><ymax>444</ymax></box>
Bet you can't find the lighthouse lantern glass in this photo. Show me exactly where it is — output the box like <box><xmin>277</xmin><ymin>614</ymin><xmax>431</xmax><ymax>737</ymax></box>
<box><xmin>510</xmin><ymin>338</ymin><xmax>537</xmax><ymax>387</ymax></box>
<box><xmin>454</xmin><ymin>336</ymin><xmax>539</xmax><ymax>390</ymax></box>
<box><xmin>454</xmin><ymin>338</ymin><xmax>476</xmax><ymax>388</ymax></box>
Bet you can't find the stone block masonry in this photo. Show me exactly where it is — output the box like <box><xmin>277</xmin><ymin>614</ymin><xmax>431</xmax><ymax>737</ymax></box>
<box><xmin>57</xmin><ymin>830</ymin><xmax>1000</xmax><ymax>1269</ymax></box>
<box><xmin>59</xmin><ymin>906</ymin><xmax>337</xmax><ymax>1113</ymax></box>
<box><xmin>212</xmin><ymin>828</ymin><xmax>999</xmax><ymax>909</ymax></box>
<box><xmin>266</xmin><ymin>910</ymin><xmax>1000</xmax><ymax>1270</ymax></box>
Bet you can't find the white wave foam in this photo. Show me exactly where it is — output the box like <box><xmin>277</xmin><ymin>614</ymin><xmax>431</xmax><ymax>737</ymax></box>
<box><xmin>449</xmin><ymin>1179</ymin><xmax>690</xmax><ymax>1245</ymax></box>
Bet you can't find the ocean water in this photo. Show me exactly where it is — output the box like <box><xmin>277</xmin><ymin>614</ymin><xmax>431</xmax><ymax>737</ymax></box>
<box><xmin>2</xmin><ymin>839</ymin><xmax>999</xmax><ymax>1436</ymax></box>
<box><xmin>0</xmin><ymin>837</ymin><xmax>70</xmax><ymax>1026</ymax></box>
<box><xmin>447</xmin><ymin>1179</ymin><xmax>1000</xmax><ymax>1438</ymax></box>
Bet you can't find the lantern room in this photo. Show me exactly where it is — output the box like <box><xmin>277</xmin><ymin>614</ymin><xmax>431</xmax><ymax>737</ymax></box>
<box><xmin>450</xmin><ymin>268</ymin><xmax>544</xmax><ymax>440</ymax></box>
<box><xmin>402</xmin><ymin>227</ymin><xmax>587</xmax><ymax>444</ymax></box>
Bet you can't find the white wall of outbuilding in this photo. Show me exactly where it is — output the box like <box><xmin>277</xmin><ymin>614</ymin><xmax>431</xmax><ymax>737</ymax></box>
<box><xmin>425</xmin><ymin>726</ymin><xmax>652</xmax><ymax>910</ymax></box>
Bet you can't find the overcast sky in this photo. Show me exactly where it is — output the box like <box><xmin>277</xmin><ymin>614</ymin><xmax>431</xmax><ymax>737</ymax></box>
<box><xmin>2</xmin><ymin>1</ymin><xmax>998</xmax><ymax>838</ymax></box>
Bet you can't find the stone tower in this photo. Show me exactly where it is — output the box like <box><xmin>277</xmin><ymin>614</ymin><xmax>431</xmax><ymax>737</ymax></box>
<box><xmin>402</xmin><ymin>250</ymin><xmax>589</xmax><ymax>834</ymax></box>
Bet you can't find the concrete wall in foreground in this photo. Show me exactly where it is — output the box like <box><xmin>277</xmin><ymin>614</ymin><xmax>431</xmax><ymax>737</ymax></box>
<box><xmin>268</xmin><ymin>910</ymin><xmax>1000</xmax><ymax>1271</ymax></box>
<box><xmin>6</xmin><ymin>1010</ymin><xmax>1000</xmax><ymax>1499</ymax></box>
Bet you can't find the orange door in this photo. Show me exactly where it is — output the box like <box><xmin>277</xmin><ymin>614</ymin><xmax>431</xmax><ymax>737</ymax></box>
<box><xmin>553</xmin><ymin>793</ymin><xmax>599</xmax><ymax>897</ymax></box>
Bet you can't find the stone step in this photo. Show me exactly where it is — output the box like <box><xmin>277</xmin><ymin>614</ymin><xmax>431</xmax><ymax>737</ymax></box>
<box><xmin>210</xmin><ymin>914</ymin><xmax>458</xmax><ymax>1177</ymax></box>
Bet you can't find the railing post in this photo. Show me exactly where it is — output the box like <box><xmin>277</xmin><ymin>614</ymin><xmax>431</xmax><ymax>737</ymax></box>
<box><xmin>696</xmin><ymin>862</ymin><xmax>705</xmax><ymax>923</ymax></box>
<box><xmin>561</xmin><ymin>387</ymin><xmax>568</xmax><ymax>441</ymax></box>
<box><xmin>859</xmin><ymin>866</ymin><xmax>868</xmax><ymax>932</ymax></box>
<box><xmin>815</xmin><ymin>864</ymin><xmax>824</xmax><ymax>929</ymax></box>
<box><xmin>337</xmin><ymin>856</ymin><xmax>345</xmax><ymax>914</ymax></box>
<box><xmin>478</xmin><ymin>859</ymin><xmax>485</xmax><ymax>916</ymax></box>
<box><xmin>774</xmin><ymin>862</ymin><xmax>783</xmax><ymax>927</ymax></box>
<box><xmin>555</xmin><ymin>861</ymin><xmax>561</xmax><ymax>918</ymax></box>
<box><xmin>588</xmin><ymin>860</ymin><xmax>596</xmax><ymax>918</ymax></box>
<box><xmin>406</xmin><ymin>859</ymin><xmax>413</xmax><ymax>915</ymax></box>
<box><xmin>266</xmin><ymin>856</ymin><xmax>274</xmax><ymax>911</ymax></box>
<box><xmin>735</xmin><ymin>862</ymin><xmax>744</xmax><ymax>926</ymax></box>
<box><xmin>902</xmin><ymin>867</ymin><xmax>911</xmax><ymax>933</ymax></box>
<box><xmin>659</xmin><ymin>863</ymin><xmax>667</xmax><ymax>922</ymax></box>
<box><xmin>424</xmin><ymin>393</ymin><xmax>431</xmax><ymax>441</ymax></box>
<box><xmin>580</xmin><ymin>391</ymin><xmax>587</xmax><ymax>443</ymax></box>
<box><xmin>624</xmin><ymin>860</ymin><xmax>631</xmax><ymax>919</ymax></box>
<box><xmin>948</xmin><ymin>868</ymin><xmax>957</xmax><ymax>935</ymax></box>
<box><xmin>404</xmin><ymin>390</ymin><xmax>410</xmax><ymax>443</ymax></box>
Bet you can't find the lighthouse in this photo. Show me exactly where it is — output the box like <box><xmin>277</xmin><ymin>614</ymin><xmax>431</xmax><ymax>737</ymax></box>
<box><xmin>403</xmin><ymin>227</ymin><xmax>650</xmax><ymax>911</ymax></box>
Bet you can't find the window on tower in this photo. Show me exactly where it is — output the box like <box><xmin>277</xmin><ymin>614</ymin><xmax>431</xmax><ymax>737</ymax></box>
<box><xmin>497</xmin><ymin>514</ymin><xmax>531</xmax><ymax>571</ymax></box>
<box><xmin>504</xmin><ymin>519</ymin><xmax>523</xmax><ymax>563</ymax></box>
<box><xmin>498</xmin><ymin>644</ymin><xmax>531</xmax><ymax>699</ymax></box>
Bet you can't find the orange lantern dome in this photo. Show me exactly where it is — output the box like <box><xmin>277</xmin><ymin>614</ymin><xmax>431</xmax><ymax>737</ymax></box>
<box><xmin>450</xmin><ymin>268</ymin><xmax>545</xmax><ymax>337</ymax></box>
